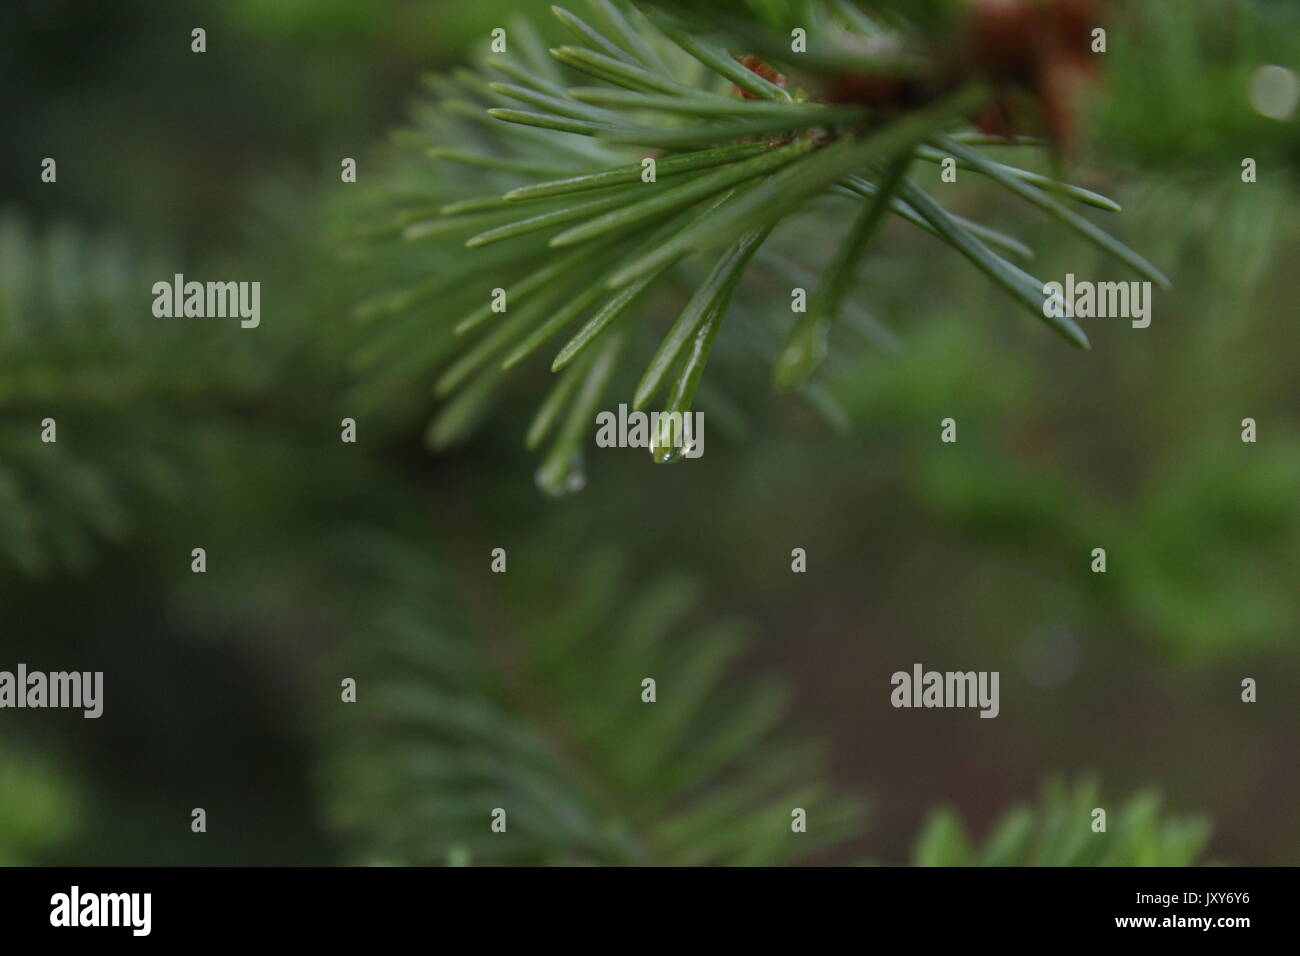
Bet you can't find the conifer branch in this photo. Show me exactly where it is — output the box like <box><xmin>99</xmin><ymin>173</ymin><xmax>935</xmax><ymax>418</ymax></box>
<box><xmin>342</xmin><ymin>1</ymin><xmax>1165</xmax><ymax>492</ymax></box>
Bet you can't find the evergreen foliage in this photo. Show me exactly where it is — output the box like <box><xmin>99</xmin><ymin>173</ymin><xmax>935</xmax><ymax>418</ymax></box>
<box><xmin>343</xmin><ymin>1</ymin><xmax>1165</xmax><ymax>494</ymax></box>
<box><xmin>0</xmin><ymin>212</ymin><xmax>270</xmax><ymax>573</ymax></box>
<box><xmin>9</xmin><ymin>0</ymin><xmax>1291</xmax><ymax>866</ymax></box>
<box><xmin>322</xmin><ymin>532</ymin><xmax>861</xmax><ymax>865</ymax></box>
<box><xmin>913</xmin><ymin>779</ymin><xmax>1211</xmax><ymax>866</ymax></box>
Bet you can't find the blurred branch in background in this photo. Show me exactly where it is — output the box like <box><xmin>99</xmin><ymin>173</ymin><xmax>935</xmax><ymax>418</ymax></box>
<box><xmin>0</xmin><ymin>744</ymin><xmax>81</xmax><ymax>866</ymax></box>
<box><xmin>912</xmin><ymin>779</ymin><xmax>1211</xmax><ymax>866</ymax></box>
<box><xmin>321</xmin><ymin>531</ymin><xmax>860</xmax><ymax>865</ymax></box>
<box><xmin>0</xmin><ymin>211</ymin><xmax>279</xmax><ymax>574</ymax></box>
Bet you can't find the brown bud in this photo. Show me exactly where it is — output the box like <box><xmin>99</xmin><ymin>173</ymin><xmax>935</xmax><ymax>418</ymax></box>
<box><xmin>734</xmin><ymin>54</ymin><xmax>786</xmax><ymax>100</ymax></box>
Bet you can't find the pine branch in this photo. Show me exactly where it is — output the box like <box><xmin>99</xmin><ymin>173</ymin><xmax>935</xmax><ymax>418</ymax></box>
<box><xmin>0</xmin><ymin>210</ymin><xmax>336</xmax><ymax>576</ymax></box>
<box><xmin>0</xmin><ymin>213</ymin><xmax>254</xmax><ymax>574</ymax></box>
<box><xmin>911</xmin><ymin>778</ymin><xmax>1213</xmax><ymax>866</ymax></box>
<box><xmin>321</xmin><ymin>531</ymin><xmax>861</xmax><ymax>865</ymax></box>
<box><xmin>341</xmin><ymin>1</ymin><xmax>1164</xmax><ymax>492</ymax></box>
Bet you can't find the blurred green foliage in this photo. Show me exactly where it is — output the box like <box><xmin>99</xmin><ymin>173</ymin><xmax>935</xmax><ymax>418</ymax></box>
<box><xmin>1098</xmin><ymin>0</ymin><xmax>1300</xmax><ymax>170</ymax></box>
<box><xmin>323</xmin><ymin>532</ymin><xmax>859</xmax><ymax>865</ymax></box>
<box><xmin>913</xmin><ymin>779</ymin><xmax>1211</xmax><ymax>866</ymax></box>
<box><xmin>0</xmin><ymin>211</ymin><xmax>278</xmax><ymax>574</ymax></box>
<box><xmin>0</xmin><ymin>746</ymin><xmax>80</xmax><ymax>866</ymax></box>
<box><xmin>0</xmin><ymin>0</ymin><xmax>1296</xmax><ymax>866</ymax></box>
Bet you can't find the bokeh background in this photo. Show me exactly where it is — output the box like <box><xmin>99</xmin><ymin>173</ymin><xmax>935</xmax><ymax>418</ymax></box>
<box><xmin>1</xmin><ymin>0</ymin><xmax>1297</xmax><ymax>865</ymax></box>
